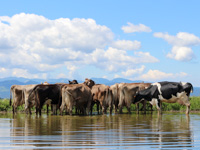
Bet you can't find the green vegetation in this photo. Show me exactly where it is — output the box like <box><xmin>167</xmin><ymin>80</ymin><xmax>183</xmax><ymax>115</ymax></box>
<box><xmin>1</xmin><ymin>97</ymin><xmax>200</xmax><ymax>113</ymax></box>
<box><xmin>0</xmin><ymin>99</ymin><xmax>12</xmax><ymax>111</ymax></box>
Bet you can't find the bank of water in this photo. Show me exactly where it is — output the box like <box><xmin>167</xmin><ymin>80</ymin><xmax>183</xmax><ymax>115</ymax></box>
<box><xmin>0</xmin><ymin>112</ymin><xmax>200</xmax><ymax>149</ymax></box>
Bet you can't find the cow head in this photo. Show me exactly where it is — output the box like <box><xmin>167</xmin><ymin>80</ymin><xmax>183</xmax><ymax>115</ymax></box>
<box><xmin>133</xmin><ymin>92</ymin><xmax>144</xmax><ymax>104</ymax></box>
<box><xmin>83</xmin><ymin>78</ymin><xmax>95</xmax><ymax>88</ymax></box>
<box><xmin>69</xmin><ymin>80</ymin><xmax>78</xmax><ymax>84</ymax></box>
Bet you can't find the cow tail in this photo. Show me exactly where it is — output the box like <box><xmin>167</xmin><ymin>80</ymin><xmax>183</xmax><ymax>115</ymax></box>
<box><xmin>10</xmin><ymin>88</ymin><xmax>12</xmax><ymax>106</ymax></box>
<box><xmin>191</xmin><ymin>84</ymin><xmax>193</xmax><ymax>93</ymax></box>
<box><xmin>22</xmin><ymin>90</ymin><xmax>25</xmax><ymax>104</ymax></box>
<box><xmin>106</xmin><ymin>88</ymin><xmax>109</xmax><ymax>99</ymax></box>
<box><xmin>35</xmin><ymin>88</ymin><xmax>40</xmax><ymax>109</ymax></box>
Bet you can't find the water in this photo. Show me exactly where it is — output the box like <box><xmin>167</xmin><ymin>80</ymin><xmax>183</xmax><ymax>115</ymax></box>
<box><xmin>0</xmin><ymin>112</ymin><xmax>200</xmax><ymax>149</ymax></box>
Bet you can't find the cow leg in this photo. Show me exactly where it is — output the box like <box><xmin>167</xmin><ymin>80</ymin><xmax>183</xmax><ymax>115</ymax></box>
<box><xmin>143</xmin><ymin>101</ymin><xmax>146</xmax><ymax>114</ymax></box>
<box><xmin>46</xmin><ymin>104</ymin><xmax>49</xmax><ymax>114</ymax></box>
<box><xmin>60</xmin><ymin>104</ymin><xmax>65</xmax><ymax>115</ymax></box>
<box><xmin>69</xmin><ymin>105</ymin><xmax>73</xmax><ymax>116</ymax></box>
<box><xmin>90</xmin><ymin>102</ymin><xmax>94</xmax><ymax>115</ymax></box>
<box><xmin>126</xmin><ymin>106</ymin><xmax>131</xmax><ymax>114</ymax></box>
<box><xmin>157</xmin><ymin>100</ymin><xmax>162</xmax><ymax>114</ymax></box>
<box><xmin>26</xmin><ymin>107</ymin><xmax>32</xmax><ymax>115</ymax></box>
<box><xmin>39</xmin><ymin>107</ymin><xmax>42</xmax><ymax>116</ymax></box>
<box><xmin>115</xmin><ymin>104</ymin><xmax>118</xmax><ymax>113</ymax></box>
<box><xmin>29</xmin><ymin>108</ymin><xmax>32</xmax><ymax>115</ymax></box>
<box><xmin>119</xmin><ymin>106</ymin><xmax>123</xmax><ymax>114</ymax></box>
<box><xmin>36</xmin><ymin>108</ymin><xmax>39</xmax><ymax>116</ymax></box>
<box><xmin>102</xmin><ymin>106</ymin><xmax>105</xmax><ymax>114</ymax></box>
<box><xmin>97</xmin><ymin>103</ymin><xmax>100</xmax><ymax>115</ymax></box>
<box><xmin>185</xmin><ymin>103</ymin><xmax>190</xmax><ymax>115</ymax></box>
<box><xmin>136</xmin><ymin>103</ymin><xmax>139</xmax><ymax>114</ymax></box>
<box><xmin>12</xmin><ymin>106</ymin><xmax>15</xmax><ymax>114</ymax></box>
<box><xmin>69</xmin><ymin>109</ymin><xmax>72</xmax><ymax>115</ymax></box>
<box><xmin>109</xmin><ymin>105</ymin><xmax>113</xmax><ymax>115</ymax></box>
<box><xmin>149</xmin><ymin>103</ymin><xmax>153</xmax><ymax>113</ymax></box>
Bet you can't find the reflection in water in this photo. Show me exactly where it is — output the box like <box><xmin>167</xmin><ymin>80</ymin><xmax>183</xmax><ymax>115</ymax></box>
<box><xmin>0</xmin><ymin>113</ymin><xmax>200</xmax><ymax>149</ymax></box>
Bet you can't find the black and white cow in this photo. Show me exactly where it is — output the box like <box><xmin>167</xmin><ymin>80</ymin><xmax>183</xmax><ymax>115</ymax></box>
<box><xmin>133</xmin><ymin>81</ymin><xmax>193</xmax><ymax>114</ymax></box>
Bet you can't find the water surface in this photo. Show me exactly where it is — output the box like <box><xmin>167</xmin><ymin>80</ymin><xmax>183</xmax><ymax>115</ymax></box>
<box><xmin>0</xmin><ymin>112</ymin><xmax>200</xmax><ymax>149</ymax></box>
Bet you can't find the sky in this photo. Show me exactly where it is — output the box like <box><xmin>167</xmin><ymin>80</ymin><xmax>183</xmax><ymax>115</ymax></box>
<box><xmin>0</xmin><ymin>0</ymin><xmax>200</xmax><ymax>86</ymax></box>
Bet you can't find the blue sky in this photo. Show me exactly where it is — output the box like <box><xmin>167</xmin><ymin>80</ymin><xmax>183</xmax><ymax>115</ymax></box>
<box><xmin>0</xmin><ymin>0</ymin><xmax>200</xmax><ymax>86</ymax></box>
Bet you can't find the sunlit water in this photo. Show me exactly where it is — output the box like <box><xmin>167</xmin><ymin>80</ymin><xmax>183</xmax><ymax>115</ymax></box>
<box><xmin>0</xmin><ymin>112</ymin><xmax>200</xmax><ymax>149</ymax></box>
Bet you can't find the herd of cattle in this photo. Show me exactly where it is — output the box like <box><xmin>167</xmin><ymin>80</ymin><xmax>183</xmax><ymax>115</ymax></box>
<box><xmin>10</xmin><ymin>78</ymin><xmax>193</xmax><ymax>116</ymax></box>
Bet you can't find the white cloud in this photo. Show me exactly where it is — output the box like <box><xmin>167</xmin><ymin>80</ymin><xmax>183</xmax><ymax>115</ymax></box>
<box><xmin>167</xmin><ymin>46</ymin><xmax>194</xmax><ymax>61</ymax></box>
<box><xmin>134</xmin><ymin>51</ymin><xmax>159</xmax><ymax>63</ymax></box>
<box><xmin>86</xmin><ymin>47</ymin><xmax>158</xmax><ymax>72</ymax></box>
<box><xmin>122</xmin><ymin>65</ymin><xmax>145</xmax><ymax>77</ymax></box>
<box><xmin>56</xmin><ymin>73</ymin><xmax>68</xmax><ymax>79</ymax></box>
<box><xmin>114</xmin><ymin>74</ymin><xmax>121</xmax><ymax>78</ymax></box>
<box><xmin>154</xmin><ymin>32</ymin><xmax>200</xmax><ymax>47</ymax></box>
<box><xmin>0</xmin><ymin>68</ymin><xmax>47</xmax><ymax>79</ymax></box>
<box><xmin>0</xmin><ymin>13</ymin><xmax>159</xmax><ymax>79</ymax></box>
<box><xmin>154</xmin><ymin>32</ymin><xmax>200</xmax><ymax>61</ymax></box>
<box><xmin>0</xmin><ymin>67</ymin><xmax>6</xmax><ymax>73</ymax></box>
<box><xmin>111</xmin><ymin>40</ymin><xmax>141</xmax><ymax>50</ymax></box>
<box><xmin>122</xmin><ymin>22</ymin><xmax>152</xmax><ymax>33</ymax></box>
<box><xmin>0</xmin><ymin>13</ymin><xmax>114</xmax><ymax>73</ymax></box>
<box><xmin>137</xmin><ymin>70</ymin><xmax>188</xmax><ymax>81</ymax></box>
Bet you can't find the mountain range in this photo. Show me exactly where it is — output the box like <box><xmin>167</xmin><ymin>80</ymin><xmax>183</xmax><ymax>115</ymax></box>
<box><xmin>0</xmin><ymin>77</ymin><xmax>199</xmax><ymax>98</ymax></box>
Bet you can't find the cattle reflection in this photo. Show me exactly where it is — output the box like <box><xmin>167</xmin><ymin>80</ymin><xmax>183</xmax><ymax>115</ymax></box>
<box><xmin>10</xmin><ymin>113</ymin><xmax>193</xmax><ymax>149</ymax></box>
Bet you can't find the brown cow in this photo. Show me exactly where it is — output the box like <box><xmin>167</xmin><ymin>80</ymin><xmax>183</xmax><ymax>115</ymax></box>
<box><xmin>23</xmin><ymin>84</ymin><xmax>38</xmax><ymax>114</ymax></box>
<box><xmin>83</xmin><ymin>78</ymin><xmax>113</xmax><ymax>115</ymax></box>
<box><xmin>60</xmin><ymin>84</ymin><xmax>92</xmax><ymax>115</ymax></box>
<box><xmin>110</xmin><ymin>83</ymin><xmax>120</xmax><ymax>113</ymax></box>
<box><xmin>118</xmin><ymin>83</ymin><xmax>139</xmax><ymax>114</ymax></box>
<box><xmin>113</xmin><ymin>83</ymin><xmax>152</xmax><ymax>114</ymax></box>
<box><xmin>10</xmin><ymin>85</ymin><xmax>25</xmax><ymax>114</ymax></box>
<box><xmin>83</xmin><ymin>78</ymin><xmax>95</xmax><ymax>88</ymax></box>
<box><xmin>91</xmin><ymin>84</ymin><xmax>113</xmax><ymax>115</ymax></box>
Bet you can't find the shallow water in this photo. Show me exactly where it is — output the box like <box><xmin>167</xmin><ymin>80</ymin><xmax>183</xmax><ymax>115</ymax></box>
<box><xmin>0</xmin><ymin>112</ymin><xmax>200</xmax><ymax>149</ymax></box>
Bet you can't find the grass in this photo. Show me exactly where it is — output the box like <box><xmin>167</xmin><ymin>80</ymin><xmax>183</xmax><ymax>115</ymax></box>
<box><xmin>1</xmin><ymin>96</ymin><xmax>200</xmax><ymax>113</ymax></box>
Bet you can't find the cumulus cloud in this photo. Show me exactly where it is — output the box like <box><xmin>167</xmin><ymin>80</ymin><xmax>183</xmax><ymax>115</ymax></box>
<box><xmin>154</xmin><ymin>32</ymin><xmax>200</xmax><ymax>61</ymax></box>
<box><xmin>85</xmin><ymin>47</ymin><xmax>158</xmax><ymax>72</ymax></box>
<box><xmin>137</xmin><ymin>69</ymin><xmax>188</xmax><ymax>81</ymax></box>
<box><xmin>111</xmin><ymin>40</ymin><xmax>141</xmax><ymax>50</ymax></box>
<box><xmin>122</xmin><ymin>65</ymin><xmax>145</xmax><ymax>77</ymax></box>
<box><xmin>0</xmin><ymin>13</ymin><xmax>159</xmax><ymax>79</ymax></box>
<box><xmin>0</xmin><ymin>68</ymin><xmax>47</xmax><ymax>79</ymax></box>
<box><xmin>122</xmin><ymin>22</ymin><xmax>152</xmax><ymax>33</ymax></box>
<box><xmin>154</xmin><ymin>32</ymin><xmax>200</xmax><ymax>46</ymax></box>
<box><xmin>166</xmin><ymin>46</ymin><xmax>194</xmax><ymax>61</ymax></box>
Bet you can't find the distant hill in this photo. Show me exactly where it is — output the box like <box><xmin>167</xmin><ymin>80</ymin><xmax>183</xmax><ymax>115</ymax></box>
<box><xmin>0</xmin><ymin>77</ymin><xmax>199</xmax><ymax>98</ymax></box>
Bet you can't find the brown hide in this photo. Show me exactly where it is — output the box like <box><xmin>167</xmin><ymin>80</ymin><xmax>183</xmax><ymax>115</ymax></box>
<box><xmin>114</xmin><ymin>83</ymin><xmax>151</xmax><ymax>114</ymax></box>
<box><xmin>10</xmin><ymin>85</ymin><xmax>25</xmax><ymax>114</ymax></box>
<box><xmin>60</xmin><ymin>84</ymin><xmax>92</xmax><ymax>115</ymax></box>
<box><xmin>83</xmin><ymin>78</ymin><xmax>95</xmax><ymax>88</ymax></box>
<box><xmin>91</xmin><ymin>84</ymin><xmax>113</xmax><ymax>114</ymax></box>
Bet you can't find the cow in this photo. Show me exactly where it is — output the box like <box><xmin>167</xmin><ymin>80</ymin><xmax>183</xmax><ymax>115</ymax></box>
<box><xmin>10</xmin><ymin>85</ymin><xmax>25</xmax><ymax>114</ymax></box>
<box><xmin>60</xmin><ymin>84</ymin><xmax>92</xmax><ymax>116</ymax></box>
<box><xmin>68</xmin><ymin>80</ymin><xmax>78</xmax><ymax>84</ymax></box>
<box><xmin>23</xmin><ymin>84</ymin><xmax>38</xmax><ymax>114</ymax></box>
<box><xmin>28</xmin><ymin>84</ymin><xmax>62</xmax><ymax>116</ymax></box>
<box><xmin>91</xmin><ymin>84</ymin><xmax>113</xmax><ymax>115</ymax></box>
<box><xmin>83</xmin><ymin>78</ymin><xmax>113</xmax><ymax>115</ymax></box>
<box><xmin>111</xmin><ymin>83</ymin><xmax>152</xmax><ymax>114</ymax></box>
<box><xmin>83</xmin><ymin>78</ymin><xmax>95</xmax><ymax>88</ymax></box>
<box><xmin>110</xmin><ymin>83</ymin><xmax>120</xmax><ymax>113</ymax></box>
<box><xmin>23</xmin><ymin>82</ymin><xmax>50</xmax><ymax>115</ymax></box>
<box><xmin>118</xmin><ymin>83</ymin><xmax>139</xmax><ymax>114</ymax></box>
<box><xmin>133</xmin><ymin>81</ymin><xmax>193</xmax><ymax>115</ymax></box>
